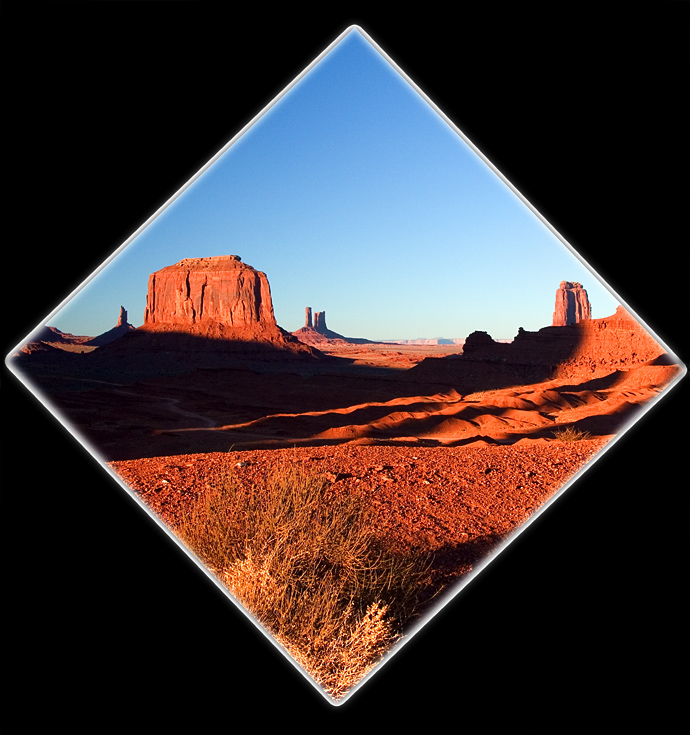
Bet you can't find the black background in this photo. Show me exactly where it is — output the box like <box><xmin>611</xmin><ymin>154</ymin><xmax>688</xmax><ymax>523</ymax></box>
<box><xmin>2</xmin><ymin>2</ymin><xmax>688</xmax><ymax>733</ymax></box>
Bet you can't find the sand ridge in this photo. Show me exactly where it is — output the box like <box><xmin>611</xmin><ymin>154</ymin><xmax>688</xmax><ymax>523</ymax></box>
<box><xmin>27</xmin><ymin>340</ymin><xmax>680</xmax><ymax>463</ymax></box>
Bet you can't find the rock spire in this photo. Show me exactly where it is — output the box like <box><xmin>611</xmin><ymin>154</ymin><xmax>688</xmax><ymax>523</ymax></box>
<box><xmin>553</xmin><ymin>281</ymin><xmax>592</xmax><ymax>326</ymax></box>
<box><xmin>314</xmin><ymin>311</ymin><xmax>328</xmax><ymax>334</ymax></box>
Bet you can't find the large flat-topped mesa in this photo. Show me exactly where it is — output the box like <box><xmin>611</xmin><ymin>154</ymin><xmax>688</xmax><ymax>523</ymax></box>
<box><xmin>142</xmin><ymin>255</ymin><xmax>280</xmax><ymax>338</ymax></box>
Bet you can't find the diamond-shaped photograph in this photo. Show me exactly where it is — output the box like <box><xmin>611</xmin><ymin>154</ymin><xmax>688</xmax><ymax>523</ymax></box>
<box><xmin>4</xmin><ymin>21</ymin><xmax>686</xmax><ymax>707</ymax></box>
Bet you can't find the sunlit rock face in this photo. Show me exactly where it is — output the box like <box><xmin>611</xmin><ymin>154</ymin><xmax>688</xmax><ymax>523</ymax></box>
<box><xmin>553</xmin><ymin>281</ymin><xmax>592</xmax><ymax>326</ymax></box>
<box><xmin>141</xmin><ymin>255</ymin><xmax>286</xmax><ymax>342</ymax></box>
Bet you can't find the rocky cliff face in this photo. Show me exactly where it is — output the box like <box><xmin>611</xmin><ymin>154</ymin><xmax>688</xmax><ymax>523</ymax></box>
<box><xmin>412</xmin><ymin>306</ymin><xmax>670</xmax><ymax>389</ymax></box>
<box><xmin>314</xmin><ymin>311</ymin><xmax>328</xmax><ymax>334</ymax></box>
<box><xmin>141</xmin><ymin>255</ymin><xmax>288</xmax><ymax>342</ymax></box>
<box><xmin>553</xmin><ymin>281</ymin><xmax>592</xmax><ymax>326</ymax></box>
<box><xmin>143</xmin><ymin>256</ymin><xmax>275</xmax><ymax>329</ymax></box>
<box><xmin>83</xmin><ymin>255</ymin><xmax>321</xmax><ymax>370</ymax></box>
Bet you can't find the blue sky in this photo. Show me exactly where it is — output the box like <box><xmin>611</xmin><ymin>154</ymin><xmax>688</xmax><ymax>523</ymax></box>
<box><xmin>46</xmin><ymin>27</ymin><xmax>619</xmax><ymax>342</ymax></box>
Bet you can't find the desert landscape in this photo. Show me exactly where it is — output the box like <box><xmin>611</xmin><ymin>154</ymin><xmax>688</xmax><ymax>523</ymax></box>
<box><xmin>4</xmin><ymin>6</ymin><xmax>688</xmax><ymax>732</ymax></box>
<box><xmin>9</xmin><ymin>254</ymin><xmax>683</xmax><ymax>701</ymax></box>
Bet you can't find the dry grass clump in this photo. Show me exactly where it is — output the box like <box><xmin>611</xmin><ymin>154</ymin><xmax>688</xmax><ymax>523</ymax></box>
<box><xmin>173</xmin><ymin>461</ymin><xmax>431</xmax><ymax>700</ymax></box>
<box><xmin>553</xmin><ymin>426</ymin><xmax>592</xmax><ymax>442</ymax></box>
<box><xmin>464</xmin><ymin>390</ymin><xmax>488</xmax><ymax>402</ymax></box>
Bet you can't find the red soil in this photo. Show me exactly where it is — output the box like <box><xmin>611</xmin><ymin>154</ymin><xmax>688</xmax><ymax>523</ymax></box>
<box><xmin>99</xmin><ymin>340</ymin><xmax>680</xmax><ymax>602</ymax></box>
<box><xmin>111</xmin><ymin>437</ymin><xmax>609</xmax><ymax>599</ymax></box>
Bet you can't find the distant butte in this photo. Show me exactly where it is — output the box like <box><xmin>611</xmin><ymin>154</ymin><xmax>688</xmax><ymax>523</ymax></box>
<box><xmin>553</xmin><ymin>281</ymin><xmax>591</xmax><ymax>326</ymax></box>
<box><xmin>292</xmin><ymin>307</ymin><xmax>374</xmax><ymax>346</ymax></box>
<box><xmin>412</xmin><ymin>304</ymin><xmax>669</xmax><ymax>390</ymax></box>
<box><xmin>72</xmin><ymin>255</ymin><xmax>323</xmax><ymax>372</ymax></box>
<box><xmin>141</xmin><ymin>256</ymin><xmax>279</xmax><ymax>338</ymax></box>
<box><xmin>132</xmin><ymin>255</ymin><xmax>316</xmax><ymax>353</ymax></box>
<box><xmin>84</xmin><ymin>306</ymin><xmax>136</xmax><ymax>346</ymax></box>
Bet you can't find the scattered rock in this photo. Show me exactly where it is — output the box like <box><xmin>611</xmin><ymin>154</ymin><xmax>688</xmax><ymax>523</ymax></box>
<box><xmin>325</xmin><ymin>471</ymin><xmax>351</xmax><ymax>483</ymax></box>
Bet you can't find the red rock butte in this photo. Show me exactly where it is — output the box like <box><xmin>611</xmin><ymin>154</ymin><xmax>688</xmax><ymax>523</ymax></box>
<box><xmin>412</xmin><ymin>305</ymin><xmax>670</xmax><ymax>390</ymax></box>
<box><xmin>553</xmin><ymin>281</ymin><xmax>591</xmax><ymax>326</ymax></box>
<box><xmin>292</xmin><ymin>307</ymin><xmax>374</xmax><ymax>345</ymax></box>
<box><xmin>140</xmin><ymin>255</ymin><xmax>293</xmax><ymax>345</ymax></box>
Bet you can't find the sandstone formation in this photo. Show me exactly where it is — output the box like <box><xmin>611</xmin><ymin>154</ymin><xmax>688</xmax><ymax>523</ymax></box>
<box><xmin>314</xmin><ymin>311</ymin><xmax>328</xmax><ymax>333</ymax></box>
<box><xmin>15</xmin><ymin>326</ymin><xmax>93</xmax><ymax>355</ymax></box>
<box><xmin>553</xmin><ymin>281</ymin><xmax>591</xmax><ymax>326</ymax></box>
<box><xmin>413</xmin><ymin>306</ymin><xmax>670</xmax><ymax>390</ymax></box>
<box><xmin>13</xmin><ymin>257</ymin><xmax>321</xmax><ymax>380</ymax></box>
<box><xmin>292</xmin><ymin>307</ymin><xmax>374</xmax><ymax>346</ymax></box>
<box><xmin>85</xmin><ymin>305</ymin><xmax>136</xmax><ymax>346</ymax></box>
<box><xmin>130</xmin><ymin>256</ymin><xmax>322</xmax><ymax>356</ymax></box>
<box><xmin>141</xmin><ymin>256</ymin><xmax>283</xmax><ymax>339</ymax></box>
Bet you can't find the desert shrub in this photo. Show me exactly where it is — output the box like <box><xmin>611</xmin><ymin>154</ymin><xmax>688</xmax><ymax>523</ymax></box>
<box><xmin>553</xmin><ymin>426</ymin><xmax>592</xmax><ymax>442</ymax></box>
<box><xmin>173</xmin><ymin>461</ymin><xmax>431</xmax><ymax>699</ymax></box>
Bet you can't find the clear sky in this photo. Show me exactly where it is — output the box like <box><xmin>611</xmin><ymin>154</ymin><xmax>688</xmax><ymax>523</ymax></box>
<box><xmin>47</xmin><ymin>27</ymin><xmax>619</xmax><ymax>342</ymax></box>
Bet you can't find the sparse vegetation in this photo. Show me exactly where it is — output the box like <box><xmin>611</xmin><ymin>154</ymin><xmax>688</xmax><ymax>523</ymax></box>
<box><xmin>173</xmin><ymin>461</ymin><xmax>432</xmax><ymax>700</ymax></box>
<box><xmin>464</xmin><ymin>390</ymin><xmax>487</xmax><ymax>401</ymax></box>
<box><xmin>553</xmin><ymin>426</ymin><xmax>592</xmax><ymax>442</ymax></box>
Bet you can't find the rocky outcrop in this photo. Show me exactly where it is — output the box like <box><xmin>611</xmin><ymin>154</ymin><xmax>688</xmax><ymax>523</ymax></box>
<box><xmin>412</xmin><ymin>306</ymin><xmax>670</xmax><ymax>390</ymax></box>
<box><xmin>462</xmin><ymin>331</ymin><xmax>499</xmax><ymax>354</ymax></box>
<box><xmin>98</xmin><ymin>256</ymin><xmax>320</xmax><ymax>365</ymax></box>
<box><xmin>141</xmin><ymin>256</ymin><xmax>282</xmax><ymax>339</ymax></box>
<box><xmin>28</xmin><ymin>326</ymin><xmax>92</xmax><ymax>345</ymax></box>
<box><xmin>314</xmin><ymin>311</ymin><xmax>328</xmax><ymax>334</ymax></box>
<box><xmin>553</xmin><ymin>281</ymin><xmax>591</xmax><ymax>326</ymax></box>
<box><xmin>292</xmin><ymin>307</ymin><xmax>374</xmax><ymax>346</ymax></box>
<box><xmin>85</xmin><ymin>306</ymin><xmax>136</xmax><ymax>346</ymax></box>
<box><xmin>14</xmin><ymin>326</ymin><xmax>93</xmax><ymax>356</ymax></box>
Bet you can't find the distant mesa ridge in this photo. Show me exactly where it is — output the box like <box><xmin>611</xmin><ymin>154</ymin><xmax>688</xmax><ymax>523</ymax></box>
<box><xmin>412</xmin><ymin>304</ymin><xmax>670</xmax><ymax>390</ymax></box>
<box><xmin>16</xmin><ymin>275</ymin><xmax>673</xmax><ymax>389</ymax></box>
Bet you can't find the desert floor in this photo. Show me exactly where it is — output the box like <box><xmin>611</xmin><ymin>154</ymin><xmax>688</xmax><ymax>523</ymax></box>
<box><xmin>29</xmin><ymin>341</ymin><xmax>677</xmax><ymax>463</ymax></box>
<box><xmin>51</xmin><ymin>340</ymin><xmax>672</xmax><ymax>607</ymax></box>
<box><xmin>111</xmin><ymin>436</ymin><xmax>609</xmax><ymax>610</ymax></box>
